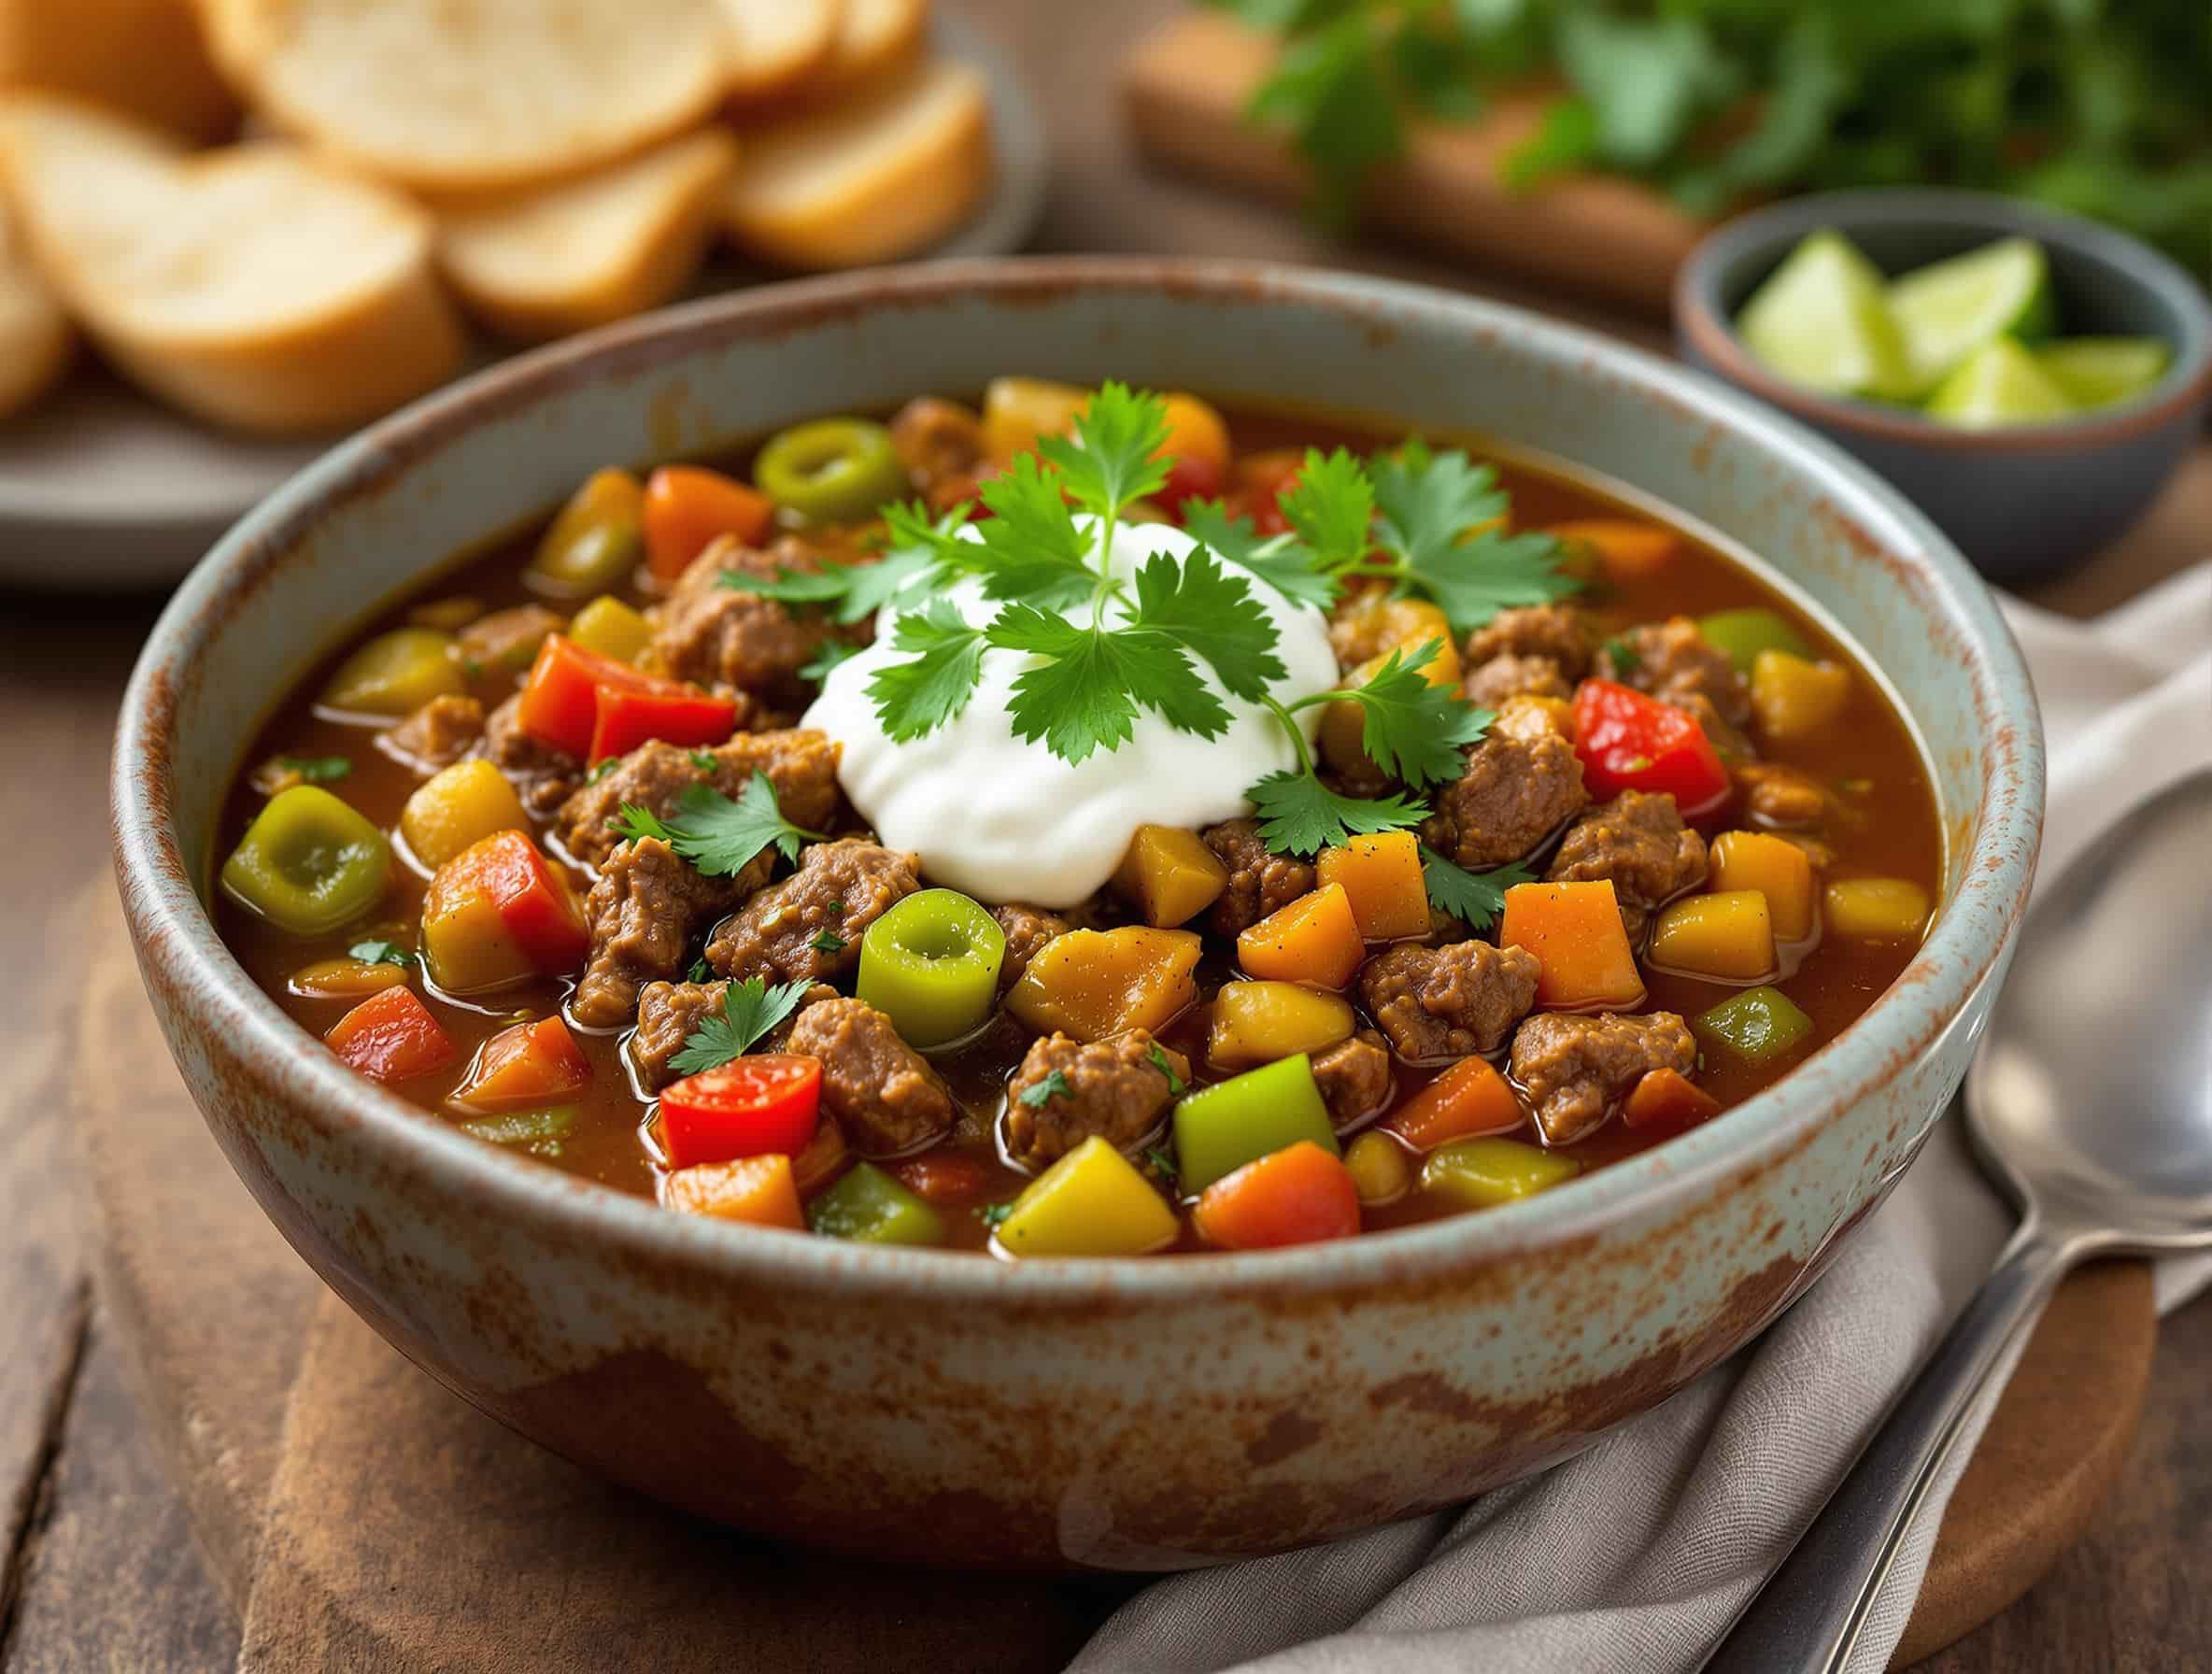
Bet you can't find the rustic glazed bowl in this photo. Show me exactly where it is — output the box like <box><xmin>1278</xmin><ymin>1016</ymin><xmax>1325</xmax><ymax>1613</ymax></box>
<box><xmin>112</xmin><ymin>259</ymin><xmax>2043</xmax><ymax>1570</ymax></box>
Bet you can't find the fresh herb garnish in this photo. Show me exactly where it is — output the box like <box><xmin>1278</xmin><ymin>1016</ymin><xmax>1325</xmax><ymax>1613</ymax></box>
<box><xmin>809</xmin><ymin>929</ymin><xmax>847</xmax><ymax>956</ymax></box>
<box><xmin>667</xmin><ymin>976</ymin><xmax>815</xmax><ymax>1078</ymax></box>
<box><xmin>688</xmin><ymin>750</ymin><xmax>717</xmax><ymax>771</ymax></box>
<box><xmin>798</xmin><ymin>639</ymin><xmax>863</xmax><ymax>685</ymax></box>
<box><xmin>1018</xmin><ymin>1069</ymin><xmax>1075</xmax><ymax>1108</ymax></box>
<box><xmin>1420</xmin><ymin>849</ymin><xmax>1536</xmax><ymax>933</ymax></box>
<box><xmin>461</xmin><ymin>658</ymin><xmax>485</xmax><ymax>681</ymax></box>
<box><xmin>976</xmin><ymin>1201</ymin><xmax>1016</xmax><ymax>1229</ymax></box>
<box><xmin>348</xmin><ymin>939</ymin><xmax>418</xmax><ymax>969</ymax></box>
<box><xmin>588</xmin><ymin>758</ymin><xmax>620</xmax><ymax>784</ymax></box>
<box><xmin>1600</xmin><ymin>634</ymin><xmax>1640</xmax><ymax>674</ymax></box>
<box><xmin>1146</xmin><ymin>1042</ymin><xmax>1185</xmax><ymax>1095</ymax></box>
<box><xmin>686</xmin><ymin>954</ymin><xmax>714</xmax><ymax>984</ymax></box>
<box><xmin>613</xmin><ymin>773</ymin><xmax>825</xmax><ymax>878</ymax></box>
<box><xmin>280</xmin><ymin>754</ymin><xmax>352</xmax><ymax>784</ymax></box>
<box><xmin>1143</xmin><ymin>1145</ymin><xmax>1182</xmax><ymax>1186</ymax></box>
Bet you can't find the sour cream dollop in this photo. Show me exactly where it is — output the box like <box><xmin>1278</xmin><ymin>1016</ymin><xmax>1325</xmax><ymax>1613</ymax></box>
<box><xmin>802</xmin><ymin>518</ymin><xmax>1340</xmax><ymax>907</ymax></box>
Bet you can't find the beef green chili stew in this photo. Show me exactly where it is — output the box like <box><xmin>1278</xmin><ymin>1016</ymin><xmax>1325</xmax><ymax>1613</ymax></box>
<box><xmin>214</xmin><ymin>380</ymin><xmax>1940</xmax><ymax>1256</ymax></box>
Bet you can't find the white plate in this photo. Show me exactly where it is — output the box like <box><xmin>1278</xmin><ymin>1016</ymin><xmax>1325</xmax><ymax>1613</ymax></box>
<box><xmin>0</xmin><ymin>7</ymin><xmax>1048</xmax><ymax>592</ymax></box>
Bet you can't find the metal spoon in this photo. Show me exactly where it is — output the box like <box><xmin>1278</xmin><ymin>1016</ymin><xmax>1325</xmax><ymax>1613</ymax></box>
<box><xmin>1708</xmin><ymin>767</ymin><xmax>2212</xmax><ymax>1674</ymax></box>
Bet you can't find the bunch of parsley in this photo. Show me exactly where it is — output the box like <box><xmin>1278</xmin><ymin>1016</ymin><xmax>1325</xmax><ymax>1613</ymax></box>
<box><xmin>1208</xmin><ymin>0</ymin><xmax>2212</xmax><ymax>278</ymax></box>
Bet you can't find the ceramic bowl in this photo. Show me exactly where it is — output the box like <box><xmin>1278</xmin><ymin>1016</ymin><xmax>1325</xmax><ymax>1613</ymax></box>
<box><xmin>113</xmin><ymin>259</ymin><xmax>2042</xmax><ymax>1570</ymax></box>
<box><xmin>1675</xmin><ymin>190</ymin><xmax>2212</xmax><ymax>585</ymax></box>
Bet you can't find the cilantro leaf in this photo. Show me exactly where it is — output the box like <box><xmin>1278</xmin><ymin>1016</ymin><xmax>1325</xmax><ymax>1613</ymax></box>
<box><xmin>1243</xmin><ymin>10</ymin><xmax>1405</xmax><ymax>228</ymax></box>
<box><xmin>1180</xmin><ymin>500</ymin><xmax>1340</xmax><ymax>612</ymax></box>
<box><xmin>667</xmin><ymin>976</ymin><xmax>815</xmax><ymax>1078</ymax></box>
<box><xmin>866</xmin><ymin>600</ymin><xmax>989</xmax><ymax>741</ymax></box>
<box><xmin>799</xmin><ymin>639</ymin><xmax>863</xmax><ymax>686</ymax></box>
<box><xmin>614</xmin><ymin>773</ymin><xmax>823</xmax><ymax>878</ymax></box>
<box><xmin>1037</xmin><ymin>380</ymin><xmax>1170</xmax><ymax>519</ymax></box>
<box><xmin>732</xmin><ymin>565</ymin><xmax>847</xmax><ymax>607</ymax></box>
<box><xmin>1329</xmin><ymin>642</ymin><xmax>1492</xmax><ymax>787</ymax></box>
<box><xmin>971</xmin><ymin>455</ymin><xmax>1097</xmax><ymax>609</ymax></box>
<box><xmin>1370</xmin><ymin>443</ymin><xmax>1575</xmax><ymax>635</ymax></box>
<box><xmin>1421</xmin><ymin>848</ymin><xmax>1535</xmax><ymax>933</ymax></box>
<box><xmin>1127</xmin><ymin>544</ymin><xmax>1285</xmax><ymax>702</ymax></box>
<box><xmin>988</xmin><ymin>607</ymin><xmax>1228</xmax><ymax>763</ymax></box>
<box><xmin>280</xmin><ymin>754</ymin><xmax>352</xmax><ymax>784</ymax></box>
<box><xmin>1370</xmin><ymin>440</ymin><xmax>1508</xmax><ymax>571</ymax></box>
<box><xmin>1276</xmin><ymin>447</ymin><xmax>1374</xmax><ymax>570</ymax></box>
<box><xmin>1018</xmin><ymin>1069</ymin><xmax>1075</xmax><ymax>1108</ymax></box>
<box><xmin>348</xmin><ymin>940</ymin><xmax>417</xmax><ymax>969</ymax></box>
<box><xmin>1143</xmin><ymin>1144</ymin><xmax>1181</xmax><ymax>1185</ymax></box>
<box><xmin>809</xmin><ymin>929</ymin><xmax>846</xmax><ymax>956</ymax></box>
<box><xmin>688</xmin><ymin>750</ymin><xmax>717</xmax><ymax>771</ymax></box>
<box><xmin>977</xmin><ymin>1201</ymin><xmax>1015</xmax><ymax>1229</ymax></box>
<box><xmin>722</xmin><ymin>525</ymin><xmax>955</xmax><ymax>627</ymax></box>
<box><xmin>1146</xmin><ymin>1042</ymin><xmax>1185</xmax><ymax>1096</ymax></box>
<box><xmin>1245</xmin><ymin>768</ymin><xmax>1428</xmax><ymax>857</ymax></box>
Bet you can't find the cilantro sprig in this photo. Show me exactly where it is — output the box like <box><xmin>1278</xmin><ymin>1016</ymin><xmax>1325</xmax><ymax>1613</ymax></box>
<box><xmin>613</xmin><ymin>773</ymin><xmax>824</xmax><ymax>879</ymax></box>
<box><xmin>668</xmin><ymin>977</ymin><xmax>815</xmax><ymax>1078</ymax></box>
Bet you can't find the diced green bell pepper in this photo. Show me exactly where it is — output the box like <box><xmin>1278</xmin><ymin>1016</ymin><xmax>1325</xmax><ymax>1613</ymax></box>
<box><xmin>1694</xmin><ymin>986</ymin><xmax>1815</xmax><ymax>1066</ymax></box>
<box><xmin>1695</xmin><ymin>608</ymin><xmax>1815</xmax><ymax>675</ymax></box>
<box><xmin>220</xmin><ymin>785</ymin><xmax>391</xmax><ymax>936</ymax></box>
<box><xmin>1420</xmin><ymin>1137</ymin><xmax>1579</xmax><ymax>1211</ymax></box>
<box><xmin>319</xmin><ymin>628</ymin><xmax>464</xmax><ymax>716</ymax></box>
<box><xmin>807</xmin><ymin>1162</ymin><xmax>945</xmax><ymax>1246</ymax></box>
<box><xmin>1171</xmin><ymin>1055</ymin><xmax>1338</xmax><ymax>1195</ymax></box>
<box><xmin>753</xmin><ymin>418</ymin><xmax>907</xmax><ymax>526</ymax></box>
<box><xmin>856</xmin><ymin>888</ymin><xmax>1006</xmax><ymax>1047</ymax></box>
<box><xmin>996</xmin><ymin>1136</ymin><xmax>1179</xmax><ymax>1258</ymax></box>
<box><xmin>460</xmin><ymin>1105</ymin><xmax>577</xmax><ymax>1156</ymax></box>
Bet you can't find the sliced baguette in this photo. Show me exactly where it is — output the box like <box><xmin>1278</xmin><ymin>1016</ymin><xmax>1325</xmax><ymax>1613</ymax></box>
<box><xmin>722</xmin><ymin>0</ymin><xmax>844</xmax><ymax>104</ymax></box>
<box><xmin>0</xmin><ymin>93</ymin><xmax>464</xmax><ymax>433</ymax></box>
<box><xmin>721</xmin><ymin>56</ymin><xmax>989</xmax><ymax>270</ymax></box>
<box><xmin>812</xmin><ymin>0</ymin><xmax>928</xmax><ymax>98</ymax></box>
<box><xmin>0</xmin><ymin>197</ymin><xmax>69</xmax><ymax>418</ymax></box>
<box><xmin>0</xmin><ymin>0</ymin><xmax>238</xmax><ymax>143</ymax></box>
<box><xmin>244</xmin><ymin>0</ymin><xmax>731</xmax><ymax>192</ymax></box>
<box><xmin>438</xmin><ymin>129</ymin><xmax>740</xmax><ymax>343</ymax></box>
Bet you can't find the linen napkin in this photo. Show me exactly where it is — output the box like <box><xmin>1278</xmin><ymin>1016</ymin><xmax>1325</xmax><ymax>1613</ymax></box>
<box><xmin>1072</xmin><ymin>563</ymin><xmax>2212</xmax><ymax>1674</ymax></box>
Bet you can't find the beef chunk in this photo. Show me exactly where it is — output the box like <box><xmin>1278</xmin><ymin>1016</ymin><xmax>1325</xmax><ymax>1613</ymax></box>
<box><xmin>651</xmin><ymin>537</ymin><xmax>853</xmax><ymax>704</ymax></box>
<box><xmin>1510</xmin><ymin>1012</ymin><xmax>1695</xmax><ymax>1144</ymax></box>
<box><xmin>1420</xmin><ymin>731</ymin><xmax>1587</xmax><ymax>870</ymax></box>
<box><xmin>478</xmin><ymin>693</ymin><xmax>582</xmax><ymax>818</ymax></box>
<box><xmin>630</xmin><ymin>978</ymin><xmax>834</xmax><ymax>1092</ymax></box>
<box><xmin>1670</xmin><ymin>689</ymin><xmax>1752</xmax><ymax>762</ymax></box>
<box><xmin>992</xmin><ymin>901</ymin><xmax>1071</xmax><ymax>992</ymax></box>
<box><xmin>1465</xmin><ymin>604</ymin><xmax>1589</xmax><ymax>680</ymax></box>
<box><xmin>1464</xmin><ymin>652</ymin><xmax>1570</xmax><ymax>709</ymax></box>
<box><xmin>1596</xmin><ymin>617</ymin><xmax>1751</xmax><ymax>728</ymax></box>
<box><xmin>1360</xmin><ymin>942</ymin><xmax>1541</xmax><ymax>1062</ymax></box>
<box><xmin>573</xmin><ymin>838</ymin><xmax>743</xmax><ymax>1031</ymax></box>
<box><xmin>1546</xmin><ymin>791</ymin><xmax>1708</xmax><ymax>942</ymax></box>
<box><xmin>383</xmin><ymin>693</ymin><xmax>484</xmax><ymax>773</ymax></box>
<box><xmin>1000</xmin><ymin>1029</ymin><xmax>1180</xmax><ymax>1172</ymax></box>
<box><xmin>1201</xmin><ymin>818</ymin><xmax>1315</xmax><ymax>937</ymax></box>
<box><xmin>458</xmin><ymin>604</ymin><xmax>562</xmax><ymax>674</ymax></box>
<box><xmin>1312</xmin><ymin>1029</ymin><xmax>1393</xmax><ymax>1131</ymax></box>
<box><xmin>554</xmin><ymin>730</ymin><xmax>843</xmax><ymax>873</ymax></box>
<box><xmin>787</xmin><ymin>997</ymin><xmax>956</xmax><ymax>1156</ymax></box>
<box><xmin>706</xmin><ymin>838</ymin><xmax>918</xmax><ymax>985</ymax></box>
<box><xmin>1735</xmin><ymin>762</ymin><xmax>1829</xmax><ymax>829</ymax></box>
<box><xmin>888</xmin><ymin>395</ymin><xmax>984</xmax><ymax>493</ymax></box>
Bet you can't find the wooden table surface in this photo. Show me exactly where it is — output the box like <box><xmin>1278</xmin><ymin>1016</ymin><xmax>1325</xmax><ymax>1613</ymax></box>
<box><xmin>4</xmin><ymin>3</ymin><xmax>2209</xmax><ymax>1667</ymax></box>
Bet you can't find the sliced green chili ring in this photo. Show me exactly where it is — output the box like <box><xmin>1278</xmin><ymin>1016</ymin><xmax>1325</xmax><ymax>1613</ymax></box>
<box><xmin>753</xmin><ymin>418</ymin><xmax>908</xmax><ymax>526</ymax></box>
<box><xmin>527</xmin><ymin>468</ymin><xmax>645</xmax><ymax>598</ymax></box>
<box><xmin>807</xmin><ymin>1162</ymin><xmax>945</xmax><ymax>1246</ymax></box>
<box><xmin>319</xmin><ymin>628</ymin><xmax>463</xmax><ymax>716</ymax></box>
<box><xmin>856</xmin><ymin>888</ymin><xmax>1006</xmax><ymax>1047</ymax></box>
<box><xmin>220</xmin><ymin>785</ymin><xmax>391</xmax><ymax>937</ymax></box>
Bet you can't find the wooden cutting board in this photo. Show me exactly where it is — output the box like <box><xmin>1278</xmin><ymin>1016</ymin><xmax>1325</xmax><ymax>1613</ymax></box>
<box><xmin>1122</xmin><ymin>12</ymin><xmax>1706</xmax><ymax>315</ymax></box>
<box><xmin>70</xmin><ymin>881</ymin><xmax>2153</xmax><ymax>1669</ymax></box>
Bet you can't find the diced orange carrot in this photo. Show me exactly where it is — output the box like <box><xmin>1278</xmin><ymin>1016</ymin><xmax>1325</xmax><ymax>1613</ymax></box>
<box><xmin>1193</xmin><ymin>1141</ymin><xmax>1361</xmax><ymax>1251</ymax></box>
<box><xmin>1238</xmin><ymin>883</ymin><xmax>1365</xmax><ymax>989</ymax></box>
<box><xmin>1497</xmin><ymin>879</ymin><xmax>1646</xmax><ymax>1009</ymax></box>
<box><xmin>325</xmin><ymin>986</ymin><xmax>456</xmax><ymax>1085</ymax></box>
<box><xmin>1316</xmin><ymin>830</ymin><xmax>1430</xmax><ymax>942</ymax></box>
<box><xmin>1622</xmin><ymin>1068</ymin><xmax>1723</xmax><ymax>1138</ymax></box>
<box><xmin>454</xmin><ymin>1016</ymin><xmax>589</xmax><ymax>1110</ymax></box>
<box><xmin>641</xmin><ymin>465</ymin><xmax>774</xmax><ymax>582</ymax></box>
<box><xmin>1383</xmin><ymin>1057</ymin><xmax>1524</xmax><ymax>1152</ymax></box>
<box><xmin>660</xmin><ymin>1155</ymin><xmax>806</xmax><ymax>1229</ymax></box>
<box><xmin>1546</xmin><ymin>518</ymin><xmax>1681</xmax><ymax>582</ymax></box>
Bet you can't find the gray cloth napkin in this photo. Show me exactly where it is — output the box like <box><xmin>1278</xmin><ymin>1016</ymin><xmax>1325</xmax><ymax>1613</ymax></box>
<box><xmin>1072</xmin><ymin>565</ymin><xmax>2212</xmax><ymax>1674</ymax></box>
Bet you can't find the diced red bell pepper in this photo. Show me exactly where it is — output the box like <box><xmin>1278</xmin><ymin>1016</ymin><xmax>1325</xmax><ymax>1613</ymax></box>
<box><xmin>421</xmin><ymin>830</ymin><xmax>591</xmax><ymax>992</ymax></box>
<box><xmin>1622</xmin><ymin>1068</ymin><xmax>1723</xmax><ymax>1139</ymax></box>
<box><xmin>1235</xmin><ymin>449</ymin><xmax>1304</xmax><ymax>537</ymax></box>
<box><xmin>588</xmin><ymin>683</ymin><xmax>738</xmax><ymax>764</ymax></box>
<box><xmin>455</xmin><ymin>1016</ymin><xmax>590</xmax><ymax>1109</ymax></box>
<box><xmin>326</xmin><ymin>986</ymin><xmax>456</xmax><ymax>1085</ymax></box>
<box><xmin>519</xmin><ymin>633</ymin><xmax>736</xmax><ymax>762</ymax></box>
<box><xmin>1571</xmin><ymin>679</ymin><xmax>1731</xmax><ymax>818</ymax></box>
<box><xmin>642</xmin><ymin>465</ymin><xmax>774</xmax><ymax>582</ymax></box>
<box><xmin>659</xmin><ymin>1053</ymin><xmax>822</xmax><ymax>1170</ymax></box>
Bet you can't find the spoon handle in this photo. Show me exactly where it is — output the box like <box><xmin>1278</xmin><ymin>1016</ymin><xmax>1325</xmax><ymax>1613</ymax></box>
<box><xmin>1703</xmin><ymin>1222</ymin><xmax>2074</xmax><ymax>1674</ymax></box>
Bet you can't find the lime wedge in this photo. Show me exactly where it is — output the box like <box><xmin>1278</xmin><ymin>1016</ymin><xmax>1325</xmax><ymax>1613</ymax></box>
<box><xmin>2033</xmin><ymin>337</ymin><xmax>2172</xmax><ymax>409</ymax></box>
<box><xmin>1888</xmin><ymin>237</ymin><xmax>2055</xmax><ymax>394</ymax></box>
<box><xmin>1737</xmin><ymin>230</ymin><xmax>1917</xmax><ymax>402</ymax></box>
<box><xmin>1923</xmin><ymin>338</ymin><xmax>2075</xmax><ymax>430</ymax></box>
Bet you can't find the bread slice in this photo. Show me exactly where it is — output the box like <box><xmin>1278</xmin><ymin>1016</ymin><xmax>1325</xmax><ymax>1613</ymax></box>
<box><xmin>720</xmin><ymin>55</ymin><xmax>989</xmax><ymax>270</ymax></box>
<box><xmin>0</xmin><ymin>93</ymin><xmax>464</xmax><ymax>433</ymax></box>
<box><xmin>0</xmin><ymin>197</ymin><xmax>69</xmax><ymax>419</ymax></box>
<box><xmin>438</xmin><ymin>129</ymin><xmax>740</xmax><ymax>342</ymax></box>
<box><xmin>812</xmin><ymin>0</ymin><xmax>928</xmax><ymax>98</ymax></box>
<box><xmin>0</xmin><ymin>0</ymin><xmax>238</xmax><ymax>143</ymax></box>
<box><xmin>722</xmin><ymin>0</ymin><xmax>843</xmax><ymax>104</ymax></box>
<box><xmin>243</xmin><ymin>0</ymin><xmax>731</xmax><ymax>192</ymax></box>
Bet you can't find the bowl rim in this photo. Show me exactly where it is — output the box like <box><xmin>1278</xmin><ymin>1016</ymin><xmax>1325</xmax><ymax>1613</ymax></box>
<box><xmin>112</xmin><ymin>255</ymin><xmax>2045</xmax><ymax>1302</ymax></box>
<box><xmin>1673</xmin><ymin>187</ymin><xmax>2212</xmax><ymax>453</ymax></box>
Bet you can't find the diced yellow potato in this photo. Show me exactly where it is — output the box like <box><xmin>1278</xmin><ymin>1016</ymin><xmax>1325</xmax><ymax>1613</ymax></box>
<box><xmin>1330</xmin><ymin>593</ymin><xmax>1458</xmax><ymax>672</ymax></box>
<box><xmin>1711</xmin><ymin>830</ymin><xmax>1816</xmax><ymax>942</ymax></box>
<box><xmin>1824</xmin><ymin>877</ymin><xmax>1931</xmax><ymax>942</ymax></box>
<box><xmin>287</xmin><ymin>957</ymin><xmax>407</xmax><ymax>1000</ymax></box>
<box><xmin>1112</xmin><ymin>823</ymin><xmax>1229</xmax><ymax>928</ymax></box>
<box><xmin>568</xmin><ymin>594</ymin><xmax>653</xmax><ymax>664</ymax></box>
<box><xmin>1319</xmin><ymin>637</ymin><xmax>1462</xmax><ymax>778</ymax></box>
<box><xmin>1316</xmin><ymin>830</ymin><xmax>1430</xmax><ymax>941</ymax></box>
<box><xmin>1495</xmin><ymin>691</ymin><xmax>1573</xmax><ymax>743</ymax></box>
<box><xmin>320</xmin><ymin>628</ymin><xmax>463</xmax><ymax>716</ymax></box>
<box><xmin>1343</xmin><ymin>1130</ymin><xmax>1411</xmax><ymax>1208</ymax></box>
<box><xmin>980</xmin><ymin>376</ymin><xmax>1087</xmax><ymax>461</ymax></box>
<box><xmin>996</xmin><ymin>1136</ymin><xmax>1179</xmax><ymax>1257</ymax></box>
<box><xmin>420</xmin><ymin>887</ymin><xmax>533</xmax><ymax>994</ymax></box>
<box><xmin>1648</xmin><ymin>890</ymin><xmax>1778</xmax><ymax>981</ymax></box>
<box><xmin>1750</xmin><ymin>649</ymin><xmax>1851</xmax><ymax>743</ymax></box>
<box><xmin>1004</xmin><ymin>927</ymin><xmax>1201</xmax><ymax>1043</ymax></box>
<box><xmin>407</xmin><ymin>596</ymin><xmax>482</xmax><ymax>631</ymax></box>
<box><xmin>400</xmin><ymin>759</ymin><xmax>528</xmax><ymax>870</ymax></box>
<box><xmin>1208</xmin><ymin>981</ymin><xmax>1355</xmax><ymax>1070</ymax></box>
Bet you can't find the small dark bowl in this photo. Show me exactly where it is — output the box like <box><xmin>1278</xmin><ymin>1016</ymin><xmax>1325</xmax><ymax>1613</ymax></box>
<box><xmin>1675</xmin><ymin>190</ymin><xmax>2212</xmax><ymax>583</ymax></box>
